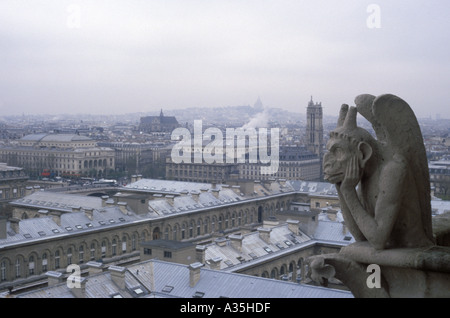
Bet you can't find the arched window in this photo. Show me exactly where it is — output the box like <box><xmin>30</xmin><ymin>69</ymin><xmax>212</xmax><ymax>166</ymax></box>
<box><xmin>132</xmin><ymin>234</ymin><xmax>137</xmax><ymax>251</ymax></box>
<box><xmin>112</xmin><ymin>239</ymin><xmax>117</xmax><ymax>256</ymax></box>
<box><xmin>67</xmin><ymin>248</ymin><xmax>73</xmax><ymax>265</ymax></box>
<box><xmin>55</xmin><ymin>250</ymin><xmax>60</xmax><ymax>269</ymax></box>
<box><xmin>42</xmin><ymin>253</ymin><xmax>48</xmax><ymax>272</ymax></box>
<box><xmin>28</xmin><ymin>255</ymin><xmax>35</xmax><ymax>275</ymax></box>
<box><xmin>122</xmin><ymin>236</ymin><xmax>127</xmax><ymax>253</ymax></box>
<box><xmin>79</xmin><ymin>245</ymin><xmax>84</xmax><ymax>264</ymax></box>
<box><xmin>101</xmin><ymin>241</ymin><xmax>107</xmax><ymax>258</ymax></box>
<box><xmin>1</xmin><ymin>261</ymin><xmax>6</xmax><ymax>282</ymax></box>
<box><xmin>90</xmin><ymin>243</ymin><xmax>96</xmax><ymax>261</ymax></box>
<box><xmin>15</xmin><ymin>259</ymin><xmax>21</xmax><ymax>278</ymax></box>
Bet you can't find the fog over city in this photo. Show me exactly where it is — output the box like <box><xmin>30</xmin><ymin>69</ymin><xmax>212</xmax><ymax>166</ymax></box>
<box><xmin>1</xmin><ymin>0</ymin><xmax>450</xmax><ymax>118</ymax></box>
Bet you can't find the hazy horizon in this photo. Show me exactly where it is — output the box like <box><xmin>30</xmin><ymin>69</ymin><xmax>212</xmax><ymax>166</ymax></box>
<box><xmin>1</xmin><ymin>1</ymin><xmax>450</xmax><ymax>119</ymax></box>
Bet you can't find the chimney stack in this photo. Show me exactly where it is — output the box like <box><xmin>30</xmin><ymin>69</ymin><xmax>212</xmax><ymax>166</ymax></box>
<box><xmin>50</xmin><ymin>212</ymin><xmax>61</xmax><ymax>226</ymax></box>
<box><xmin>211</xmin><ymin>189</ymin><xmax>220</xmax><ymax>198</ymax></box>
<box><xmin>86</xmin><ymin>261</ymin><xmax>103</xmax><ymax>276</ymax></box>
<box><xmin>9</xmin><ymin>218</ymin><xmax>20</xmax><ymax>234</ymax></box>
<box><xmin>208</xmin><ymin>257</ymin><xmax>222</xmax><ymax>270</ymax></box>
<box><xmin>109</xmin><ymin>265</ymin><xmax>127</xmax><ymax>290</ymax></box>
<box><xmin>258</xmin><ymin>227</ymin><xmax>271</xmax><ymax>244</ymax></box>
<box><xmin>191</xmin><ymin>191</ymin><xmax>200</xmax><ymax>202</ymax></box>
<box><xmin>229</xmin><ymin>234</ymin><xmax>243</xmax><ymax>252</ymax></box>
<box><xmin>70</xmin><ymin>276</ymin><xmax>88</xmax><ymax>298</ymax></box>
<box><xmin>46</xmin><ymin>271</ymin><xmax>63</xmax><ymax>287</ymax></box>
<box><xmin>287</xmin><ymin>219</ymin><xmax>300</xmax><ymax>235</ymax></box>
<box><xmin>188</xmin><ymin>262</ymin><xmax>203</xmax><ymax>287</ymax></box>
<box><xmin>84</xmin><ymin>208</ymin><xmax>94</xmax><ymax>220</ymax></box>
<box><xmin>196</xmin><ymin>245</ymin><xmax>206</xmax><ymax>264</ymax></box>
<box><xmin>231</xmin><ymin>185</ymin><xmax>241</xmax><ymax>194</ymax></box>
<box><xmin>165</xmin><ymin>195</ymin><xmax>175</xmax><ymax>206</ymax></box>
<box><xmin>342</xmin><ymin>221</ymin><xmax>348</xmax><ymax>235</ymax></box>
<box><xmin>101</xmin><ymin>196</ymin><xmax>109</xmax><ymax>207</ymax></box>
<box><xmin>117</xmin><ymin>202</ymin><xmax>128</xmax><ymax>215</ymax></box>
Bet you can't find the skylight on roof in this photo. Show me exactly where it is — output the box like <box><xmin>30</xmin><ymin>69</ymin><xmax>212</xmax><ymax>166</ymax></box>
<box><xmin>38</xmin><ymin>231</ymin><xmax>46</xmax><ymax>237</ymax></box>
<box><xmin>23</xmin><ymin>234</ymin><xmax>32</xmax><ymax>239</ymax></box>
<box><xmin>75</xmin><ymin>225</ymin><xmax>83</xmax><ymax>230</ymax></box>
<box><xmin>162</xmin><ymin>285</ymin><xmax>174</xmax><ymax>293</ymax></box>
<box><xmin>52</xmin><ymin>229</ymin><xmax>60</xmax><ymax>233</ymax></box>
<box><xmin>65</xmin><ymin>227</ymin><xmax>73</xmax><ymax>231</ymax></box>
<box><xmin>193</xmin><ymin>291</ymin><xmax>205</xmax><ymax>298</ymax></box>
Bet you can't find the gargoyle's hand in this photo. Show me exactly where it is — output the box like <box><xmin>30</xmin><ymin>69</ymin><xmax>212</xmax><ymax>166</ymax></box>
<box><xmin>341</xmin><ymin>155</ymin><xmax>361</xmax><ymax>191</ymax></box>
<box><xmin>308</xmin><ymin>256</ymin><xmax>336</xmax><ymax>287</ymax></box>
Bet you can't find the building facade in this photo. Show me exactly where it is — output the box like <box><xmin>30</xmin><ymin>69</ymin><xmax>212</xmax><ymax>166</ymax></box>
<box><xmin>0</xmin><ymin>163</ymin><xmax>29</xmax><ymax>218</ymax></box>
<box><xmin>0</xmin><ymin>178</ymin><xmax>342</xmax><ymax>291</ymax></box>
<box><xmin>0</xmin><ymin>134</ymin><xmax>115</xmax><ymax>178</ymax></box>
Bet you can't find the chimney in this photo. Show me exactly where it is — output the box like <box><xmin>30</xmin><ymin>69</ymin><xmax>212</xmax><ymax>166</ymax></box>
<box><xmin>229</xmin><ymin>234</ymin><xmax>243</xmax><ymax>252</ymax></box>
<box><xmin>84</xmin><ymin>208</ymin><xmax>94</xmax><ymax>220</ymax></box>
<box><xmin>165</xmin><ymin>195</ymin><xmax>175</xmax><ymax>206</ymax></box>
<box><xmin>46</xmin><ymin>271</ymin><xmax>63</xmax><ymax>286</ymax></box>
<box><xmin>196</xmin><ymin>245</ymin><xmax>206</xmax><ymax>263</ymax></box>
<box><xmin>86</xmin><ymin>261</ymin><xmax>103</xmax><ymax>276</ymax></box>
<box><xmin>101</xmin><ymin>196</ymin><xmax>109</xmax><ymax>207</ymax></box>
<box><xmin>191</xmin><ymin>191</ymin><xmax>200</xmax><ymax>202</ymax></box>
<box><xmin>0</xmin><ymin>217</ymin><xmax>7</xmax><ymax>239</ymax></box>
<box><xmin>211</xmin><ymin>182</ymin><xmax>217</xmax><ymax>189</ymax></box>
<box><xmin>50</xmin><ymin>212</ymin><xmax>61</xmax><ymax>226</ymax></box>
<box><xmin>109</xmin><ymin>265</ymin><xmax>127</xmax><ymax>290</ymax></box>
<box><xmin>137</xmin><ymin>174</ymin><xmax>142</xmax><ymax>181</ymax></box>
<box><xmin>131</xmin><ymin>175</ymin><xmax>137</xmax><ymax>183</ymax></box>
<box><xmin>327</xmin><ymin>209</ymin><xmax>337</xmax><ymax>221</ymax></box>
<box><xmin>9</xmin><ymin>218</ymin><xmax>20</xmax><ymax>234</ymax></box>
<box><xmin>342</xmin><ymin>221</ymin><xmax>348</xmax><ymax>235</ymax></box>
<box><xmin>215</xmin><ymin>237</ymin><xmax>227</xmax><ymax>247</ymax></box>
<box><xmin>71</xmin><ymin>206</ymin><xmax>81</xmax><ymax>212</ymax></box>
<box><xmin>117</xmin><ymin>202</ymin><xmax>128</xmax><ymax>215</ymax></box>
<box><xmin>208</xmin><ymin>257</ymin><xmax>222</xmax><ymax>270</ymax></box>
<box><xmin>25</xmin><ymin>186</ymin><xmax>34</xmax><ymax>196</ymax></box>
<box><xmin>70</xmin><ymin>276</ymin><xmax>88</xmax><ymax>298</ymax></box>
<box><xmin>231</xmin><ymin>185</ymin><xmax>241</xmax><ymax>194</ymax></box>
<box><xmin>105</xmin><ymin>199</ymin><xmax>115</xmax><ymax>207</ymax></box>
<box><xmin>211</xmin><ymin>189</ymin><xmax>220</xmax><ymax>198</ymax></box>
<box><xmin>200</xmin><ymin>188</ymin><xmax>208</xmax><ymax>193</ymax></box>
<box><xmin>258</xmin><ymin>227</ymin><xmax>271</xmax><ymax>243</ymax></box>
<box><xmin>188</xmin><ymin>262</ymin><xmax>203</xmax><ymax>287</ymax></box>
<box><xmin>278</xmin><ymin>179</ymin><xmax>286</xmax><ymax>187</ymax></box>
<box><xmin>287</xmin><ymin>219</ymin><xmax>300</xmax><ymax>235</ymax></box>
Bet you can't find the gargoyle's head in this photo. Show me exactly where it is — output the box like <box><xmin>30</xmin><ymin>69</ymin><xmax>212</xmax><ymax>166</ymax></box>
<box><xmin>323</xmin><ymin>105</ymin><xmax>376</xmax><ymax>184</ymax></box>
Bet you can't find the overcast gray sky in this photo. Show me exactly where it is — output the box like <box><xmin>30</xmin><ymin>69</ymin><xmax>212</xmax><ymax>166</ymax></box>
<box><xmin>1</xmin><ymin>0</ymin><xmax>449</xmax><ymax>118</ymax></box>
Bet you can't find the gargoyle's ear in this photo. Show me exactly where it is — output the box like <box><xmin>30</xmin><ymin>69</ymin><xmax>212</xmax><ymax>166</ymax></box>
<box><xmin>357</xmin><ymin>141</ymin><xmax>372</xmax><ymax>168</ymax></box>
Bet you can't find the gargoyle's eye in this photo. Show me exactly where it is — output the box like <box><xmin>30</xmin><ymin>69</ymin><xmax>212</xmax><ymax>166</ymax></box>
<box><xmin>333</xmin><ymin>147</ymin><xmax>345</xmax><ymax>160</ymax></box>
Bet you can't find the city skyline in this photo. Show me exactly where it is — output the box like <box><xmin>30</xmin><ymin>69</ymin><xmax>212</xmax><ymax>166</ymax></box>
<box><xmin>1</xmin><ymin>1</ymin><xmax>450</xmax><ymax>118</ymax></box>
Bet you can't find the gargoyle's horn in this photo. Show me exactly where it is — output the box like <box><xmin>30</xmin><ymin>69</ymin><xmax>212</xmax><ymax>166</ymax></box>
<box><xmin>337</xmin><ymin>104</ymin><xmax>349</xmax><ymax>127</ymax></box>
<box><xmin>343</xmin><ymin>106</ymin><xmax>358</xmax><ymax>130</ymax></box>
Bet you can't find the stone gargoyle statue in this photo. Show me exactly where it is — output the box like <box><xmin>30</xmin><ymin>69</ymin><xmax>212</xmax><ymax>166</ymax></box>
<box><xmin>307</xmin><ymin>94</ymin><xmax>450</xmax><ymax>298</ymax></box>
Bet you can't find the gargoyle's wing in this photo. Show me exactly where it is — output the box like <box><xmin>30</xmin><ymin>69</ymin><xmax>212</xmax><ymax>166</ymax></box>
<box><xmin>355</xmin><ymin>94</ymin><xmax>433</xmax><ymax>241</ymax></box>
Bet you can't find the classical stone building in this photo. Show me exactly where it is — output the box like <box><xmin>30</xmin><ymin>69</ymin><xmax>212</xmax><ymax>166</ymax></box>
<box><xmin>0</xmin><ymin>178</ymin><xmax>344</xmax><ymax>292</ymax></box>
<box><xmin>12</xmin><ymin>258</ymin><xmax>352</xmax><ymax>298</ymax></box>
<box><xmin>0</xmin><ymin>133</ymin><xmax>115</xmax><ymax>178</ymax></box>
<box><xmin>0</xmin><ymin>163</ymin><xmax>29</xmax><ymax>218</ymax></box>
